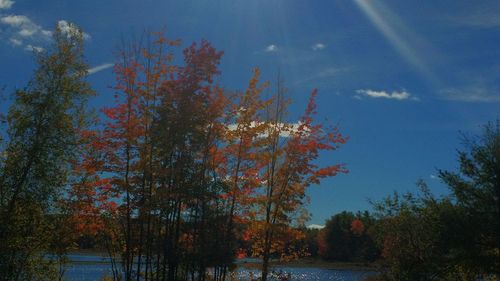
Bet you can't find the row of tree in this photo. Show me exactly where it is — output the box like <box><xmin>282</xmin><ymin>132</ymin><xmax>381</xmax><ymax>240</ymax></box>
<box><xmin>315</xmin><ymin>211</ymin><xmax>378</xmax><ymax>263</ymax></box>
<box><xmin>311</xmin><ymin>122</ymin><xmax>499</xmax><ymax>280</ymax></box>
<box><xmin>0</xmin><ymin>24</ymin><xmax>347</xmax><ymax>281</ymax></box>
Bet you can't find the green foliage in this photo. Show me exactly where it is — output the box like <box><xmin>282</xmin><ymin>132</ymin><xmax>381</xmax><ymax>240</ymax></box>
<box><xmin>303</xmin><ymin>228</ymin><xmax>320</xmax><ymax>257</ymax></box>
<box><xmin>439</xmin><ymin>120</ymin><xmax>500</xmax><ymax>276</ymax></box>
<box><xmin>319</xmin><ymin>211</ymin><xmax>379</xmax><ymax>262</ymax></box>
<box><xmin>0</xmin><ymin>22</ymin><xmax>92</xmax><ymax>281</ymax></box>
<box><xmin>371</xmin><ymin>185</ymin><xmax>455</xmax><ymax>280</ymax></box>
<box><xmin>371</xmin><ymin>121</ymin><xmax>500</xmax><ymax>280</ymax></box>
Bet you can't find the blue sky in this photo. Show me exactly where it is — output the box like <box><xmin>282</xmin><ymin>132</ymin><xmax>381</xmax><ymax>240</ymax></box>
<box><xmin>1</xmin><ymin>0</ymin><xmax>499</xmax><ymax>225</ymax></box>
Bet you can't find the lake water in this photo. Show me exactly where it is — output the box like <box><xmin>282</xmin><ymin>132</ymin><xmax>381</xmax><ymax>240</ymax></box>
<box><xmin>63</xmin><ymin>255</ymin><xmax>376</xmax><ymax>281</ymax></box>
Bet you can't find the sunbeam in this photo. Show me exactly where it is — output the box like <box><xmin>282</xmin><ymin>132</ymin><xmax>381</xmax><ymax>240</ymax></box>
<box><xmin>353</xmin><ymin>0</ymin><xmax>440</xmax><ymax>85</ymax></box>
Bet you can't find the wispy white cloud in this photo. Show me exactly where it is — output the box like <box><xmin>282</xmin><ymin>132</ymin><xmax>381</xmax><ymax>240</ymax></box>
<box><xmin>1</xmin><ymin>14</ymin><xmax>90</xmax><ymax>52</ymax></box>
<box><xmin>88</xmin><ymin>63</ymin><xmax>114</xmax><ymax>75</ymax></box>
<box><xmin>24</xmin><ymin>44</ymin><xmax>44</xmax><ymax>52</ymax></box>
<box><xmin>1</xmin><ymin>15</ymin><xmax>29</xmax><ymax>26</ymax></box>
<box><xmin>0</xmin><ymin>15</ymin><xmax>51</xmax><ymax>40</ymax></box>
<box><xmin>9</xmin><ymin>37</ymin><xmax>21</xmax><ymax>46</ymax></box>
<box><xmin>0</xmin><ymin>0</ymin><xmax>88</xmax><ymax>50</ymax></box>
<box><xmin>454</xmin><ymin>15</ymin><xmax>500</xmax><ymax>28</ymax></box>
<box><xmin>439</xmin><ymin>87</ymin><xmax>500</xmax><ymax>103</ymax></box>
<box><xmin>447</xmin><ymin>2</ymin><xmax>500</xmax><ymax>28</ymax></box>
<box><xmin>1</xmin><ymin>14</ymin><xmax>51</xmax><ymax>51</ymax></box>
<box><xmin>264</xmin><ymin>44</ymin><xmax>278</xmax><ymax>52</ymax></box>
<box><xmin>312</xmin><ymin>43</ymin><xmax>326</xmax><ymax>51</ymax></box>
<box><xmin>355</xmin><ymin>89</ymin><xmax>418</xmax><ymax>101</ymax></box>
<box><xmin>0</xmin><ymin>0</ymin><xmax>14</xmax><ymax>9</ymax></box>
<box><xmin>430</xmin><ymin>174</ymin><xmax>438</xmax><ymax>180</ymax></box>
<box><xmin>293</xmin><ymin>66</ymin><xmax>347</xmax><ymax>86</ymax></box>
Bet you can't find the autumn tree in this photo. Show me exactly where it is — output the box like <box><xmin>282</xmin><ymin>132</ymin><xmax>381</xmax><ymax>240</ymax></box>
<box><xmin>0</xmin><ymin>23</ymin><xmax>93</xmax><ymax>281</ymax></box>
<box><xmin>153</xmin><ymin>38</ymin><xmax>227</xmax><ymax>281</ymax></box>
<box><xmin>94</xmin><ymin>32</ymin><xmax>237</xmax><ymax>281</ymax></box>
<box><xmin>249</xmin><ymin>79</ymin><xmax>348</xmax><ymax>281</ymax></box>
<box><xmin>94</xmin><ymin>31</ymin><xmax>180</xmax><ymax>281</ymax></box>
<box><xmin>213</xmin><ymin>68</ymin><xmax>270</xmax><ymax>280</ymax></box>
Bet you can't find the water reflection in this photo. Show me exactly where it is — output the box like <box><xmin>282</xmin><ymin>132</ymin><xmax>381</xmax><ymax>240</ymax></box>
<box><xmin>63</xmin><ymin>255</ymin><xmax>376</xmax><ymax>281</ymax></box>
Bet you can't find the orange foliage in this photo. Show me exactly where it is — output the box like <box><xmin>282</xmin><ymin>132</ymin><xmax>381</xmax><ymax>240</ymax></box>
<box><xmin>351</xmin><ymin>219</ymin><xmax>365</xmax><ymax>236</ymax></box>
<box><xmin>236</xmin><ymin>248</ymin><xmax>247</xmax><ymax>259</ymax></box>
<box><xmin>317</xmin><ymin>230</ymin><xmax>329</xmax><ymax>258</ymax></box>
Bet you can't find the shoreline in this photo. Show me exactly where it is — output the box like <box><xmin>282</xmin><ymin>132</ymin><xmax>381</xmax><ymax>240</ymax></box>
<box><xmin>239</xmin><ymin>258</ymin><xmax>377</xmax><ymax>271</ymax></box>
<box><xmin>65</xmin><ymin>252</ymin><xmax>377</xmax><ymax>271</ymax></box>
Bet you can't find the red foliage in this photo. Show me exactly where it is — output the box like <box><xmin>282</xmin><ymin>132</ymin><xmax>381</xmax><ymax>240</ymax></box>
<box><xmin>236</xmin><ymin>248</ymin><xmax>247</xmax><ymax>259</ymax></box>
<box><xmin>351</xmin><ymin>219</ymin><xmax>365</xmax><ymax>236</ymax></box>
<box><xmin>317</xmin><ymin>230</ymin><xmax>328</xmax><ymax>258</ymax></box>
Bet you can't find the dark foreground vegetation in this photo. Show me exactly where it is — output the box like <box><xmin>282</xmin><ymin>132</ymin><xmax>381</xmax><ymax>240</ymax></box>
<box><xmin>0</xmin><ymin>23</ymin><xmax>498</xmax><ymax>281</ymax></box>
<box><xmin>306</xmin><ymin>121</ymin><xmax>500</xmax><ymax>280</ymax></box>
